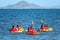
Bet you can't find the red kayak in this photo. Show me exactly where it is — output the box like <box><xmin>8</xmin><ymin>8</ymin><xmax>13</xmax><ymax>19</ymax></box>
<box><xmin>27</xmin><ymin>31</ymin><xmax>40</xmax><ymax>35</ymax></box>
<box><xmin>40</xmin><ymin>25</ymin><xmax>49</xmax><ymax>32</ymax></box>
<box><xmin>26</xmin><ymin>27</ymin><xmax>40</xmax><ymax>35</ymax></box>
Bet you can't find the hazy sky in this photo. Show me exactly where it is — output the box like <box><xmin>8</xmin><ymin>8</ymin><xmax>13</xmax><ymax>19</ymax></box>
<box><xmin>0</xmin><ymin>0</ymin><xmax>60</xmax><ymax>7</ymax></box>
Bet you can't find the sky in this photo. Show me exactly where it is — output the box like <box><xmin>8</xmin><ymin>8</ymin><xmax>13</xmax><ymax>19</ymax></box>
<box><xmin>0</xmin><ymin>0</ymin><xmax>60</xmax><ymax>7</ymax></box>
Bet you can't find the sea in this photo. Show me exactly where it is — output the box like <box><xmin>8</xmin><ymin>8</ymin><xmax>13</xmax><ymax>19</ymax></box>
<box><xmin>0</xmin><ymin>9</ymin><xmax>60</xmax><ymax>40</ymax></box>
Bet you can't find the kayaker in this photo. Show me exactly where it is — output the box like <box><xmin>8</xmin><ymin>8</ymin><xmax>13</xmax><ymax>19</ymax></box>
<box><xmin>16</xmin><ymin>25</ymin><xmax>20</xmax><ymax>30</ymax></box>
<box><xmin>27</xmin><ymin>26</ymin><xmax>37</xmax><ymax>33</ymax></box>
<box><xmin>40</xmin><ymin>24</ymin><xmax>49</xmax><ymax>32</ymax></box>
<box><xmin>40</xmin><ymin>19</ymin><xmax>44</xmax><ymax>32</ymax></box>
<box><xmin>40</xmin><ymin>19</ymin><xmax>49</xmax><ymax>32</ymax></box>
<box><xmin>43</xmin><ymin>25</ymin><xmax>49</xmax><ymax>31</ymax></box>
<box><xmin>40</xmin><ymin>24</ymin><xmax>44</xmax><ymax>32</ymax></box>
<box><xmin>27</xmin><ymin>26</ymin><xmax>33</xmax><ymax>32</ymax></box>
<box><xmin>10</xmin><ymin>26</ymin><xmax>17</xmax><ymax>32</ymax></box>
<box><xmin>10</xmin><ymin>25</ymin><xmax>20</xmax><ymax>31</ymax></box>
<box><xmin>10</xmin><ymin>26</ymin><xmax>14</xmax><ymax>31</ymax></box>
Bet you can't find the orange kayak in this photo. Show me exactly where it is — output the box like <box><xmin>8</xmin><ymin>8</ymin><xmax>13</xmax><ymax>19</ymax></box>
<box><xmin>27</xmin><ymin>32</ymin><xmax>40</xmax><ymax>35</ymax></box>
<box><xmin>40</xmin><ymin>27</ymin><xmax>53</xmax><ymax>32</ymax></box>
<box><xmin>26</xmin><ymin>30</ymin><xmax>40</xmax><ymax>35</ymax></box>
<box><xmin>10</xmin><ymin>31</ymin><xmax>17</xmax><ymax>33</ymax></box>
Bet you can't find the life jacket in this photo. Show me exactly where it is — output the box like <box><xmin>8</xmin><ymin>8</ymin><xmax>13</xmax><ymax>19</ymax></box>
<box><xmin>27</xmin><ymin>27</ymin><xmax>33</xmax><ymax>32</ymax></box>
<box><xmin>10</xmin><ymin>27</ymin><xmax>17</xmax><ymax>32</ymax></box>
<box><xmin>40</xmin><ymin>28</ymin><xmax>43</xmax><ymax>32</ymax></box>
<box><xmin>32</xmin><ymin>28</ymin><xmax>37</xmax><ymax>33</ymax></box>
<box><xmin>44</xmin><ymin>25</ymin><xmax>48</xmax><ymax>29</ymax></box>
<box><xmin>16</xmin><ymin>27</ymin><xmax>21</xmax><ymax>31</ymax></box>
<box><xmin>41</xmin><ymin>25</ymin><xmax>48</xmax><ymax>31</ymax></box>
<box><xmin>11</xmin><ymin>27</ymin><xmax>20</xmax><ymax>31</ymax></box>
<box><xmin>27</xmin><ymin>27</ymin><xmax>37</xmax><ymax>33</ymax></box>
<box><xmin>27</xmin><ymin>27</ymin><xmax>39</xmax><ymax>35</ymax></box>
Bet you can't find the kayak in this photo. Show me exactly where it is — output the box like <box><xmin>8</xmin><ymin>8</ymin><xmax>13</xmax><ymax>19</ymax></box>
<box><xmin>18</xmin><ymin>28</ymin><xmax>24</xmax><ymax>32</ymax></box>
<box><xmin>26</xmin><ymin>30</ymin><xmax>40</xmax><ymax>35</ymax></box>
<box><xmin>10</xmin><ymin>28</ymin><xmax>24</xmax><ymax>33</ymax></box>
<box><xmin>48</xmin><ymin>27</ymin><xmax>53</xmax><ymax>31</ymax></box>
<box><xmin>26</xmin><ymin>31</ymin><xmax>40</xmax><ymax>35</ymax></box>
<box><xmin>40</xmin><ymin>27</ymin><xmax>53</xmax><ymax>32</ymax></box>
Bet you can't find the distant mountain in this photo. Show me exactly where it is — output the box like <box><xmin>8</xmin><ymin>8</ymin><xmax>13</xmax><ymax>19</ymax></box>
<box><xmin>0</xmin><ymin>1</ymin><xmax>60</xmax><ymax>9</ymax></box>
<box><xmin>0</xmin><ymin>1</ymin><xmax>42</xmax><ymax>9</ymax></box>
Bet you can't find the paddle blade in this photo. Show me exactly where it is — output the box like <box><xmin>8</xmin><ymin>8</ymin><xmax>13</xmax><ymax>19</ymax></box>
<box><xmin>22</xmin><ymin>21</ymin><xmax>24</xmax><ymax>24</ymax></box>
<box><xmin>40</xmin><ymin>19</ymin><xmax>44</xmax><ymax>24</ymax></box>
<box><xmin>32</xmin><ymin>20</ymin><xmax>34</xmax><ymax>25</ymax></box>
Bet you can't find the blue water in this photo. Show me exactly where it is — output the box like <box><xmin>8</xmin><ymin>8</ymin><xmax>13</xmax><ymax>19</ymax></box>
<box><xmin>0</xmin><ymin>9</ymin><xmax>60</xmax><ymax>40</ymax></box>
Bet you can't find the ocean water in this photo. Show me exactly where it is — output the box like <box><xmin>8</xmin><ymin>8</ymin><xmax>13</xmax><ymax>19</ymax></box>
<box><xmin>0</xmin><ymin>9</ymin><xmax>60</xmax><ymax>40</ymax></box>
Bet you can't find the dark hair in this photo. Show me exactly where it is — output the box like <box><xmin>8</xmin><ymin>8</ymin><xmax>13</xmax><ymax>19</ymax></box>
<box><xmin>12</xmin><ymin>26</ymin><xmax>14</xmax><ymax>28</ymax></box>
<box><xmin>10</xmin><ymin>26</ymin><xmax>14</xmax><ymax>31</ymax></box>
<box><xmin>17</xmin><ymin>25</ymin><xmax>19</xmax><ymax>27</ymax></box>
<box><xmin>40</xmin><ymin>25</ymin><xmax>43</xmax><ymax>29</ymax></box>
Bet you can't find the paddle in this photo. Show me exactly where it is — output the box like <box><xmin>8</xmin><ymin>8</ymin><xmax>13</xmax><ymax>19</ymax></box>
<box><xmin>39</xmin><ymin>19</ymin><xmax>44</xmax><ymax>32</ymax></box>
<box><xmin>40</xmin><ymin>19</ymin><xmax>44</xmax><ymax>24</ymax></box>
<box><xmin>32</xmin><ymin>20</ymin><xmax>40</xmax><ymax>34</ymax></box>
<box><xmin>32</xmin><ymin>20</ymin><xmax>34</xmax><ymax>27</ymax></box>
<box><xmin>21</xmin><ymin>21</ymin><xmax>24</xmax><ymax>25</ymax></box>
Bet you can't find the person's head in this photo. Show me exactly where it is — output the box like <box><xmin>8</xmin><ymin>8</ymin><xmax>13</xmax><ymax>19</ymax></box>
<box><xmin>40</xmin><ymin>25</ymin><xmax>43</xmax><ymax>29</ymax></box>
<box><xmin>12</xmin><ymin>26</ymin><xmax>14</xmax><ymax>28</ymax></box>
<box><xmin>40</xmin><ymin>26</ymin><xmax>43</xmax><ymax>29</ymax></box>
<box><xmin>17</xmin><ymin>25</ymin><xmax>19</xmax><ymax>27</ymax></box>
